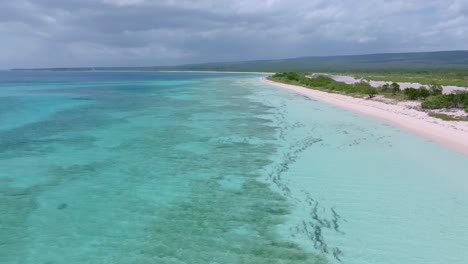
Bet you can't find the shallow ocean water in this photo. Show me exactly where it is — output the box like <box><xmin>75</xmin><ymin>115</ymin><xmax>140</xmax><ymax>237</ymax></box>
<box><xmin>0</xmin><ymin>71</ymin><xmax>467</xmax><ymax>264</ymax></box>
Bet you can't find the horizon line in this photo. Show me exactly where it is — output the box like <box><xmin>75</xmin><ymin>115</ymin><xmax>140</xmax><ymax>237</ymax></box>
<box><xmin>9</xmin><ymin>49</ymin><xmax>468</xmax><ymax>71</ymax></box>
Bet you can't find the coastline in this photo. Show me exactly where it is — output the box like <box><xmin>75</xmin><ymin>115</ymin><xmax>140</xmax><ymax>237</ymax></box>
<box><xmin>261</xmin><ymin>77</ymin><xmax>468</xmax><ymax>155</ymax></box>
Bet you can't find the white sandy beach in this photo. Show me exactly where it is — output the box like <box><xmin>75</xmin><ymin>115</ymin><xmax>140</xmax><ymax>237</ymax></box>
<box><xmin>262</xmin><ymin>77</ymin><xmax>468</xmax><ymax>155</ymax></box>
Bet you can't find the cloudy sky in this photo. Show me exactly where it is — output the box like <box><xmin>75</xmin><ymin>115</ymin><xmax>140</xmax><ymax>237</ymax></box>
<box><xmin>1</xmin><ymin>0</ymin><xmax>467</xmax><ymax>68</ymax></box>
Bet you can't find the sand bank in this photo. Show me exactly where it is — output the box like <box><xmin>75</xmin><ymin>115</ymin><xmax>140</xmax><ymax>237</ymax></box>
<box><xmin>261</xmin><ymin>77</ymin><xmax>468</xmax><ymax>155</ymax></box>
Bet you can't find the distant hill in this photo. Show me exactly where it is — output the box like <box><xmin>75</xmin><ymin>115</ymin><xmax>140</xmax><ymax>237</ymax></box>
<box><xmin>12</xmin><ymin>50</ymin><xmax>468</xmax><ymax>72</ymax></box>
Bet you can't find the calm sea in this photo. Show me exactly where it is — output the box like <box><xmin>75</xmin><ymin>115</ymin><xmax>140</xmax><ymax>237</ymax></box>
<box><xmin>1</xmin><ymin>71</ymin><xmax>467</xmax><ymax>264</ymax></box>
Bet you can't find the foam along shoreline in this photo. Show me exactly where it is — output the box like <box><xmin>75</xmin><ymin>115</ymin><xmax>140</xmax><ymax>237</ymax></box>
<box><xmin>261</xmin><ymin>77</ymin><xmax>468</xmax><ymax>155</ymax></box>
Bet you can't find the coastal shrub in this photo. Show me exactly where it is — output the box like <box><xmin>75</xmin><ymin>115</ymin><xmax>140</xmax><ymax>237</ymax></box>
<box><xmin>380</xmin><ymin>83</ymin><xmax>390</xmax><ymax>92</ymax></box>
<box><xmin>285</xmin><ymin>72</ymin><xmax>301</xmax><ymax>81</ymax></box>
<box><xmin>421</xmin><ymin>95</ymin><xmax>451</xmax><ymax>109</ymax></box>
<box><xmin>417</xmin><ymin>87</ymin><xmax>430</xmax><ymax>100</ymax></box>
<box><xmin>326</xmin><ymin>81</ymin><xmax>353</xmax><ymax>92</ymax></box>
<box><xmin>272</xmin><ymin>72</ymin><xmax>284</xmax><ymax>78</ymax></box>
<box><xmin>272</xmin><ymin>72</ymin><xmax>379</xmax><ymax>97</ymax></box>
<box><xmin>404</xmin><ymin>88</ymin><xmax>419</xmax><ymax>100</ymax></box>
<box><xmin>319</xmin><ymin>79</ymin><xmax>377</xmax><ymax>96</ymax></box>
<box><xmin>307</xmin><ymin>75</ymin><xmax>334</xmax><ymax>87</ymax></box>
<box><xmin>421</xmin><ymin>92</ymin><xmax>468</xmax><ymax>110</ymax></box>
<box><xmin>390</xmin><ymin>82</ymin><xmax>401</xmax><ymax>95</ymax></box>
<box><xmin>429</xmin><ymin>82</ymin><xmax>443</xmax><ymax>96</ymax></box>
<box><xmin>363</xmin><ymin>86</ymin><xmax>378</xmax><ymax>98</ymax></box>
<box><xmin>454</xmin><ymin>91</ymin><xmax>468</xmax><ymax>107</ymax></box>
<box><xmin>353</xmin><ymin>81</ymin><xmax>373</xmax><ymax>94</ymax></box>
<box><xmin>428</xmin><ymin>113</ymin><xmax>467</xmax><ymax>121</ymax></box>
<box><xmin>272</xmin><ymin>72</ymin><xmax>303</xmax><ymax>82</ymax></box>
<box><xmin>402</xmin><ymin>87</ymin><xmax>431</xmax><ymax>100</ymax></box>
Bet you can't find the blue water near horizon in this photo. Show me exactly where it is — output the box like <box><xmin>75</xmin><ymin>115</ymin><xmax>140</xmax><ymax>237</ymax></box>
<box><xmin>1</xmin><ymin>71</ymin><xmax>467</xmax><ymax>263</ymax></box>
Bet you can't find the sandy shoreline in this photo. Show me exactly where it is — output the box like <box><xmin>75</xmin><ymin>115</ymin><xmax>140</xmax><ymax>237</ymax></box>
<box><xmin>261</xmin><ymin>77</ymin><xmax>468</xmax><ymax>155</ymax></box>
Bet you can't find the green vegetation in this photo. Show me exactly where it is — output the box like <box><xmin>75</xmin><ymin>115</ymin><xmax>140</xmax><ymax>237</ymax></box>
<box><xmin>269</xmin><ymin>71</ymin><xmax>468</xmax><ymax>121</ymax></box>
<box><xmin>354</xmin><ymin>69</ymin><xmax>468</xmax><ymax>87</ymax></box>
<box><xmin>390</xmin><ymin>82</ymin><xmax>401</xmax><ymax>95</ymax></box>
<box><xmin>403</xmin><ymin>87</ymin><xmax>431</xmax><ymax>100</ymax></box>
<box><xmin>381</xmin><ymin>82</ymin><xmax>402</xmax><ymax>95</ymax></box>
<box><xmin>421</xmin><ymin>92</ymin><xmax>468</xmax><ymax>111</ymax></box>
<box><xmin>269</xmin><ymin>72</ymin><xmax>379</xmax><ymax>98</ymax></box>
<box><xmin>428</xmin><ymin>113</ymin><xmax>468</xmax><ymax>121</ymax></box>
<box><xmin>362</xmin><ymin>85</ymin><xmax>378</xmax><ymax>98</ymax></box>
<box><xmin>428</xmin><ymin>82</ymin><xmax>443</xmax><ymax>95</ymax></box>
<box><xmin>403</xmin><ymin>88</ymin><xmax>419</xmax><ymax>100</ymax></box>
<box><xmin>417</xmin><ymin>87</ymin><xmax>431</xmax><ymax>99</ymax></box>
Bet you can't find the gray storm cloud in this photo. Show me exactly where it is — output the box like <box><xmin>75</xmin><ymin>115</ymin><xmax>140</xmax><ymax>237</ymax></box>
<box><xmin>0</xmin><ymin>0</ymin><xmax>466</xmax><ymax>68</ymax></box>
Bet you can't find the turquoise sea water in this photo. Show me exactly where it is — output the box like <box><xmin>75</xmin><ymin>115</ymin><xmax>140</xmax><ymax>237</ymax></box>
<box><xmin>1</xmin><ymin>71</ymin><xmax>467</xmax><ymax>264</ymax></box>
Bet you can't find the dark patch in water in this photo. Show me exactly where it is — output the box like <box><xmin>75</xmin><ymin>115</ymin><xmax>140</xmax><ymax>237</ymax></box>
<box><xmin>57</xmin><ymin>203</ymin><xmax>68</xmax><ymax>210</ymax></box>
<box><xmin>267</xmin><ymin>115</ymin><xmax>345</xmax><ymax>262</ymax></box>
